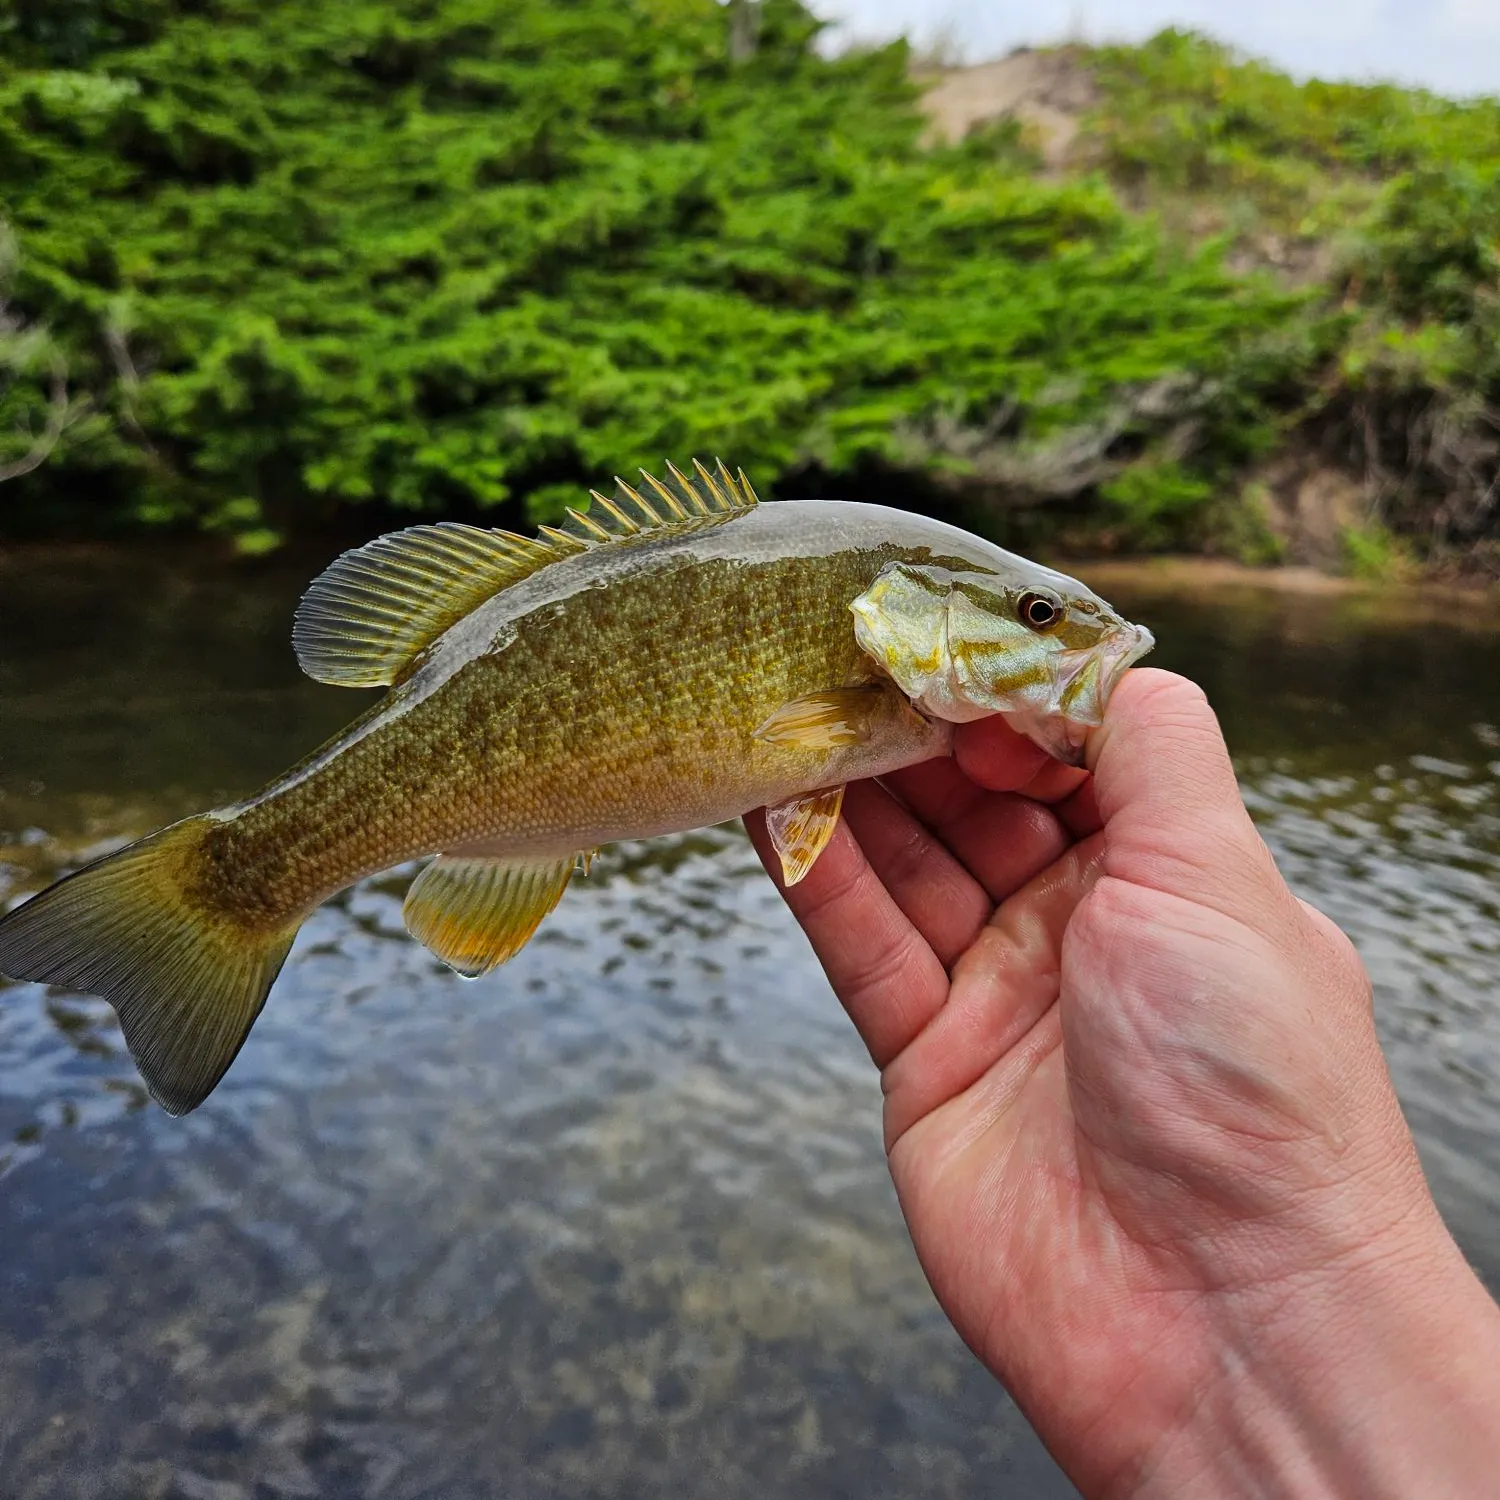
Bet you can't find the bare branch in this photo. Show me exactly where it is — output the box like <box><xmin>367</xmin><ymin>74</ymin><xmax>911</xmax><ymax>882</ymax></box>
<box><xmin>0</xmin><ymin>215</ymin><xmax>90</xmax><ymax>488</ymax></box>
<box><xmin>104</xmin><ymin>310</ymin><xmax>156</xmax><ymax>452</ymax></box>
<box><xmin>727</xmin><ymin>0</ymin><xmax>761</xmax><ymax>64</ymax></box>
<box><xmin>0</xmin><ymin>355</ymin><xmax>72</xmax><ymax>484</ymax></box>
<box><xmin>891</xmin><ymin>373</ymin><xmax>1210</xmax><ymax>507</ymax></box>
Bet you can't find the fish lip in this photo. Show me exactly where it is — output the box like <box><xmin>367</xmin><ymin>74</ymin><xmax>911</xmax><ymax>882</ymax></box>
<box><xmin>1050</xmin><ymin>622</ymin><xmax>1154</xmax><ymax>725</ymax></box>
<box><xmin>1100</xmin><ymin>622</ymin><xmax>1155</xmax><ymax>703</ymax></box>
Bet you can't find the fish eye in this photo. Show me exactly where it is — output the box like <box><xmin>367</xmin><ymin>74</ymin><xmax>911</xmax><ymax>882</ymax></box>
<box><xmin>1018</xmin><ymin>590</ymin><xmax>1063</xmax><ymax>632</ymax></box>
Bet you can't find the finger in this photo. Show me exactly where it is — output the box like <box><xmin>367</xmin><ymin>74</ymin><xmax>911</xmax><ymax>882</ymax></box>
<box><xmin>745</xmin><ymin>809</ymin><xmax>951</xmax><ymax>1068</ymax></box>
<box><xmin>882</xmin><ymin>834</ymin><xmax>1107</xmax><ymax>1149</ymax></box>
<box><xmin>838</xmin><ymin>780</ymin><xmax>992</xmax><ymax>968</ymax></box>
<box><xmin>1086</xmin><ymin>669</ymin><xmax>1303</xmax><ymax>943</ymax></box>
<box><xmin>947</xmin><ymin>716</ymin><xmax>1053</xmax><ymax>792</ymax></box>
<box><xmin>882</xmin><ymin>756</ymin><xmax>1073</xmax><ymax>905</ymax></box>
<box><xmin>1010</xmin><ymin>757</ymin><xmax>1091</xmax><ymax>807</ymax></box>
<box><xmin>950</xmin><ymin>717</ymin><xmax>1092</xmax><ymax>805</ymax></box>
<box><xmin>1053</xmin><ymin>776</ymin><xmax>1102</xmax><ymax>841</ymax></box>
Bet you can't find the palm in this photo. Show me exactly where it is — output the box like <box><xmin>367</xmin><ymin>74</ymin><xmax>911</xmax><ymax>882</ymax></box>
<box><xmin>748</xmin><ymin>671</ymin><xmax>1395</xmax><ymax>1491</ymax></box>
<box><xmin>882</xmin><ymin>881</ymin><xmax>1222</xmax><ymax>1479</ymax></box>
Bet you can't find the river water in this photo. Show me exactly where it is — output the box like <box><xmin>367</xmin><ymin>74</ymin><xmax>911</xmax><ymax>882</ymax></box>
<box><xmin>1</xmin><ymin>549</ymin><xmax>1498</xmax><ymax>1499</ymax></box>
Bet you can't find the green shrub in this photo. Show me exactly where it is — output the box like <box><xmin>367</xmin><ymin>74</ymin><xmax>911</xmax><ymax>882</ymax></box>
<box><xmin>1099</xmin><ymin>459</ymin><xmax>1215</xmax><ymax>546</ymax></box>
<box><xmin>1087</xmin><ymin>29</ymin><xmax>1500</xmax><ymax>558</ymax></box>
<box><xmin>1339</xmin><ymin>521</ymin><xmax>1413</xmax><ymax>581</ymax></box>
<box><xmin>1</xmin><ymin>10</ymin><xmax>1496</xmax><ymax>563</ymax></box>
<box><xmin>0</xmin><ymin>1</ymin><xmax>1301</xmax><ymax>542</ymax></box>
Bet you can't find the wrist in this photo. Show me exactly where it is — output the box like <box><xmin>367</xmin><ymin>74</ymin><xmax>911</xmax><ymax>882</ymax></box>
<box><xmin>1119</xmin><ymin>1221</ymin><xmax>1500</xmax><ymax>1500</ymax></box>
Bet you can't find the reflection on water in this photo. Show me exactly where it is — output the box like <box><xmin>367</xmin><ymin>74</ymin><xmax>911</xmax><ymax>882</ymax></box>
<box><xmin>2</xmin><ymin>549</ymin><xmax>1499</xmax><ymax>1499</ymax></box>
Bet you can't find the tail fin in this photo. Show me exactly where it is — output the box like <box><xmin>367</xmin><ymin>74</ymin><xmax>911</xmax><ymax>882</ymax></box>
<box><xmin>0</xmin><ymin>817</ymin><xmax>301</xmax><ymax>1115</ymax></box>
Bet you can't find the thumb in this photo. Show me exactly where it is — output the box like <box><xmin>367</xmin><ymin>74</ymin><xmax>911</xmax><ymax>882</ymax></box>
<box><xmin>1087</xmin><ymin>669</ymin><xmax>1303</xmax><ymax>943</ymax></box>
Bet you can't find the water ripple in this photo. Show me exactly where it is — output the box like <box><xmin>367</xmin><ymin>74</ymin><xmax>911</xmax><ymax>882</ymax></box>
<box><xmin>4</xmin><ymin>559</ymin><xmax>1500</xmax><ymax>1498</ymax></box>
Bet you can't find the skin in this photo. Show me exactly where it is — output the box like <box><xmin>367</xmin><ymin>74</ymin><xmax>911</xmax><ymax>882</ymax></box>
<box><xmin>747</xmin><ymin>668</ymin><xmax>1500</xmax><ymax>1498</ymax></box>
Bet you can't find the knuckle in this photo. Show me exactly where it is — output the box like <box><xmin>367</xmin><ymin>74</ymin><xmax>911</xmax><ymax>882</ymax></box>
<box><xmin>839</xmin><ymin>926</ymin><xmax>924</xmax><ymax>1011</ymax></box>
<box><xmin>882</xmin><ymin>823</ymin><xmax>936</xmax><ymax>892</ymax></box>
<box><xmin>1067</xmin><ymin>874</ymin><xmax>1148</xmax><ymax>957</ymax></box>
<box><xmin>1297</xmin><ymin>899</ymin><xmax>1374</xmax><ymax>1011</ymax></box>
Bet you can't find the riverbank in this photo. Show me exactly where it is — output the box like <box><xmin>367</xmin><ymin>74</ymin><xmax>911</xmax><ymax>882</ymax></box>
<box><xmin>4</xmin><ymin>533</ymin><xmax>1497</xmax><ymax>628</ymax></box>
<box><xmin>1077</xmin><ymin>556</ymin><xmax>1500</xmax><ymax>620</ymax></box>
<box><xmin>917</xmin><ymin>39</ymin><xmax>1500</xmax><ymax>580</ymax></box>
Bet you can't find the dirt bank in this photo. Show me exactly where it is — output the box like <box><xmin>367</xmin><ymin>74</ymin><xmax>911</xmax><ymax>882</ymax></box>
<box><xmin>1074</xmin><ymin>554</ymin><xmax>1500</xmax><ymax>627</ymax></box>
<box><xmin>918</xmin><ymin>48</ymin><xmax>1095</xmax><ymax>168</ymax></box>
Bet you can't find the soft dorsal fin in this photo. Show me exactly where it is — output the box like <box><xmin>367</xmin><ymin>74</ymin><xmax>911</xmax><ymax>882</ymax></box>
<box><xmin>294</xmin><ymin>459</ymin><xmax>758</xmax><ymax>688</ymax></box>
<box><xmin>293</xmin><ymin>523</ymin><xmax>583</xmax><ymax>688</ymax></box>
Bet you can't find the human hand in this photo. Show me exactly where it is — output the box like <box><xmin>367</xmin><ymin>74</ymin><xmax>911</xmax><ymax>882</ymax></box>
<box><xmin>747</xmin><ymin>669</ymin><xmax>1500</xmax><ymax>1499</ymax></box>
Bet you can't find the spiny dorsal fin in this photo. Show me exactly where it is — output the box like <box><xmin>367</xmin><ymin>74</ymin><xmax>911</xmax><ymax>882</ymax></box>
<box><xmin>294</xmin><ymin>459</ymin><xmax>758</xmax><ymax>689</ymax></box>
<box><xmin>558</xmin><ymin>458</ymin><xmax>758</xmax><ymax>544</ymax></box>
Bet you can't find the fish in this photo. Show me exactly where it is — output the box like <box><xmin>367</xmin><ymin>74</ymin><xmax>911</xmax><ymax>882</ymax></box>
<box><xmin>0</xmin><ymin>461</ymin><xmax>1153</xmax><ymax>1115</ymax></box>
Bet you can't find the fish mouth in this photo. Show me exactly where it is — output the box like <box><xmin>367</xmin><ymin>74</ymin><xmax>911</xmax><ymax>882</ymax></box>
<box><xmin>1099</xmin><ymin>621</ymin><xmax>1155</xmax><ymax>702</ymax></box>
<box><xmin>997</xmin><ymin>622</ymin><xmax>1155</xmax><ymax>767</ymax></box>
<box><xmin>1051</xmin><ymin>621</ymin><xmax>1155</xmax><ymax>727</ymax></box>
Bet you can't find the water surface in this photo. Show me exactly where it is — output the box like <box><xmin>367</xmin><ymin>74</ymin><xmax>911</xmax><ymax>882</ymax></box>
<box><xmin>2</xmin><ymin>548</ymin><xmax>1498</xmax><ymax>1499</ymax></box>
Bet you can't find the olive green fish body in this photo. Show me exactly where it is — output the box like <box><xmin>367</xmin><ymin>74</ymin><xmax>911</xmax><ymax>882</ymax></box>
<box><xmin>208</xmin><ymin>502</ymin><xmax>995</xmax><ymax>920</ymax></box>
<box><xmin>0</xmin><ymin>466</ymin><xmax>1152</xmax><ymax>1114</ymax></box>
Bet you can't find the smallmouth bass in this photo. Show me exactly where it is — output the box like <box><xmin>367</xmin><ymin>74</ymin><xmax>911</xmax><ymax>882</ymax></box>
<box><xmin>0</xmin><ymin>462</ymin><xmax>1152</xmax><ymax>1114</ymax></box>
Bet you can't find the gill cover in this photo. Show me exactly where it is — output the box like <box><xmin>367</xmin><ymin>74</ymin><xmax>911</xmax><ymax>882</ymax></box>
<box><xmin>850</xmin><ymin>562</ymin><xmax>1053</xmax><ymax>724</ymax></box>
<box><xmin>849</xmin><ymin>561</ymin><xmax>1150</xmax><ymax>764</ymax></box>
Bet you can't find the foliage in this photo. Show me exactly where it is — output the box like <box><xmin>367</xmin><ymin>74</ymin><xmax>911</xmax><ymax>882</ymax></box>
<box><xmin>1339</xmin><ymin>521</ymin><xmax>1414</xmax><ymax>582</ymax></box>
<box><xmin>1315</xmin><ymin>164</ymin><xmax>1500</xmax><ymax>549</ymax></box>
<box><xmin>0</xmin><ymin>11</ymin><xmax>1496</xmax><ymax>562</ymax></box>
<box><xmin>1100</xmin><ymin>461</ymin><xmax>1215</xmax><ymax>546</ymax></box>
<box><xmin>1087</xmin><ymin>29</ymin><xmax>1500</xmax><ymax>556</ymax></box>
<box><xmin>0</xmin><ymin>0</ymin><xmax>1301</xmax><ymax>546</ymax></box>
<box><xmin>1216</xmin><ymin>480</ymin><xmax>1284</xmax><ymax>567</ymax></box>
<box><xmin>1089</xmin><ymin>29</ymin><xmax>1500</xmax><ymax>239</ymax></box>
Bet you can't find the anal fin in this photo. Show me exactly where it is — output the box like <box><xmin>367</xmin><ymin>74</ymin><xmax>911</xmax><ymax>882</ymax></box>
<box><xmin>764</xmin><ymin>785</ymin><xmax>845</xmax><ymax>887</ymax></box>
<box><xmin>403</xmin><ymin>854</ymin><xmax>576</xmax><ymax>978</ymax></box>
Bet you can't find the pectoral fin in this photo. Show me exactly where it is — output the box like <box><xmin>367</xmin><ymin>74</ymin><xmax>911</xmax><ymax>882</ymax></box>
<box><xmin>753</xmin><ymin>686</ymin><xmax>891</xmax><ymax>750</ymax></box>
<box><xmin>403</xmin><ymin>854</ymin><xmax>576</xmax><ymax>978</ymax></box>
<box><xmin>764</xmin><ymin>785</ymin><xmax>845</xmax><ymax>886</ymax></box>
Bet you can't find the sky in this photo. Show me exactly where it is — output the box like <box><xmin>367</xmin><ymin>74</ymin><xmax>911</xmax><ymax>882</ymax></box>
<box><xmin>811</xmin><ymin>0</ymin><xmax>1500</xmax><ymax>98</ymax></box>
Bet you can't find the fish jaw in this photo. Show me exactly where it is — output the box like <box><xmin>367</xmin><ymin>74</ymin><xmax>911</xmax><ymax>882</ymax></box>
<box><xmin>1002</xmin><ymin>621</ymin><xmax>1156</xmax><ymax>764</ymax></box>
<box><xmin>1049</xmin><ymin>620</ymin><xmax>1157</xmax><ymax>725</ymax></box>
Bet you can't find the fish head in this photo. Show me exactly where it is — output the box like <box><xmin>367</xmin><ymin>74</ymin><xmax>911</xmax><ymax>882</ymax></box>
<box><xmin>850</xmin><ymin>561</ymin><xmax>1154</xmax><ymax>765</ymax></box>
